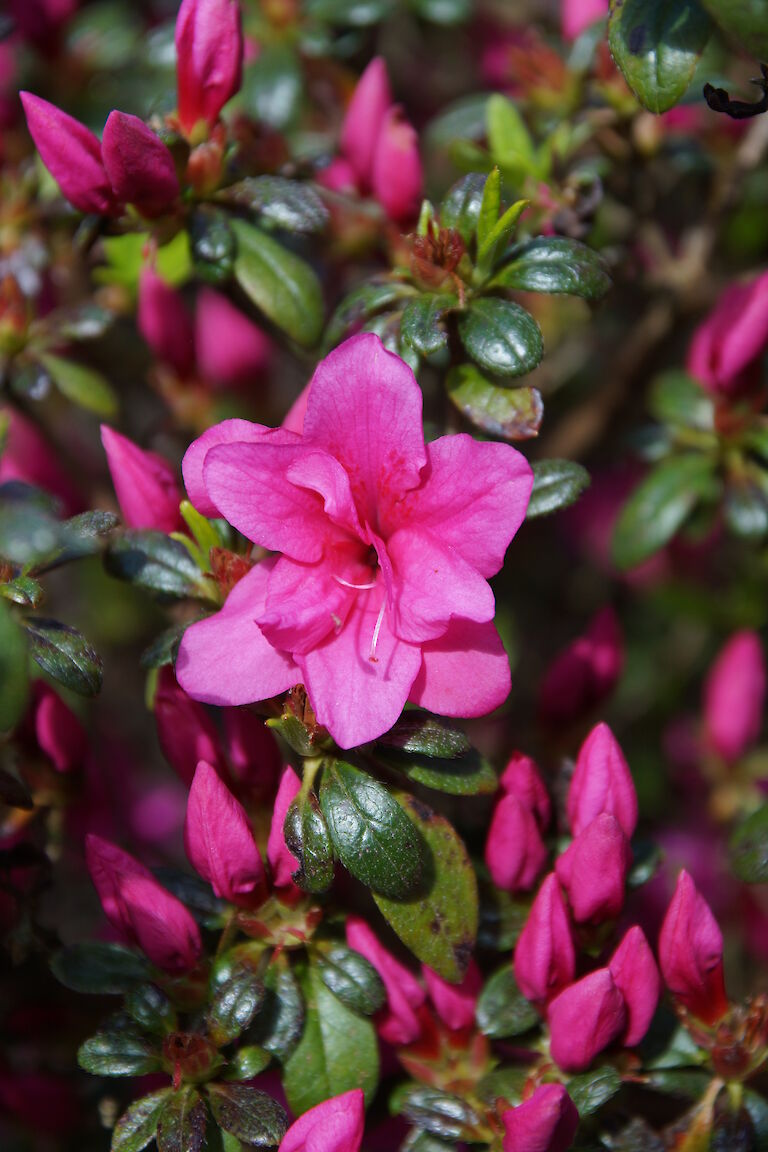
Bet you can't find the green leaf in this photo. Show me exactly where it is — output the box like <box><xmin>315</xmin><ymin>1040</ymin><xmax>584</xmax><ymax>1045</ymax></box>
<box><xmin>78</xmin><ymin>1030</ymin><xmax>160</xmax><ymax>1077</ymax></box>
<box><xmin>140</xmin><ymin>622</ymin><xmax>189</xmax><ymax>670</ymax></box>
<box><xmin>730</xmin><ymin>804</ymin><xmax>768</xmax><ymax>883</ymax></box>
<box><xmin>231</xmin><ymin>219</ymin><xmax>323</xmax><ymax>348</ymax></box>
<box><xmin>126</xmin><ymin>984</ymin><xmax>177</xmax><ymax>1035</ymax></box>
<box><xmin>156</xmin><ymin>1088</ymin><xmax>207</xmax><ymax>1152</ymax></box>
<box><xmin>477</xmin><ymin>871</ymin><xmax>531</xmax><ymax>950</ymax></box>
<box><xmin>189</xmin><ymin>209</ymin><xmax>236</xmax><ymax>286</ymax></box>
<box><xmin>96</xmin><ymin>231</ymin><xmax>191</xmax><ymax>294</ymax></box>
<box><xmin>699</xmin><ymin>0</ymin><xmax>768</xmax><ymax>57</ymax></box>
<box><xmin>25</xmin><ymin>617</ymin><xmax>102</xmax><ymax>696</ymax></box>
<box><xmin>303</xmin><ymin>0</ymin><xmax>389</xmax><ymax>24</ymax></box>
<box><xmin>225</xmin><ymin>177</ymin><xmax>328</xmax><ymax>234</ymax></box>
<box><xmin>241</xmin><ymin>42</ymin><xmax>302</xmax><ymax>130</ymax></box>
<box><xmin>724</xmin><ymin>479</ymin><xmax>768</xmax><ymax>540</ymax></box>
<box><xmin>612</xmin><ymin>454</ymin><xmax>719</xmax><ymax>569</ymax></box>
<box><xmin>476</xmin><ymin>168</ymin><xmax>501</xmax><ymax>253</ymax></box>
<box><xmin>400</xmin><ymin>294</ymin><xmax>454</xmax><ymax>357</ymax></box>
<box><xmin>409</xmin><ymin>0</ymin><xmax>472</xmax><ymax>23</ymax></box>
<box><xmin>249</xmin><ymin>957</ymin><xmax>304</xmax><ymax>1060</ymax></box>
<box><xmin>475</xmin><ymin>967</ymin><xmax>539</xmax><ymax>1038</ymax></box>
<box><xmin>378</xmin><ymin>713</ymin><xmax>471</xmax><ymax>758</ymax></box>
<box><xmin>112</xmin><ymin>1089</ymin><xmax>171</xmax><ymax>1152</ymax></box>
<box><xmin>54</xmin><ymin>304</ymin><xmax>113</xmax><ymax>342</ymax></box>
<box><xmin>458</xmin><ymin>297</ymin><xmax>543</xmax><ymax>378</ymax></box>
<box><xmin>206</xmin><ymin>1084</ymin><xmax>288</xmax><ymax>1147</ymax></box>
<box><xmin>222</xmin><ymin>1046</ymin><xmax>271</xmax><ymax>1081</ymax></box>
<box><xmin>284</xmin><ymin>792</ymin><xmax>335</xmax><ymax>894</ymax></box>
<box><xmin>527</xmin><ymin>459</ymin><xmax>591</xmax><ymax>519</ymax></box>
<box><xmin>648</xmin><ymin>371</ymin><xmax>714</xmax><ymax>432</ymax></box>
<box><xmin>476</xmin><ymin>198</ymin><xmax>529</xmax><ymax>273</ymax></box>
<box><xmin>37</xmin><ymin>353</ymin><xmax>118</xmax><ymax>418</ymax></box>
<box><xmin>208</xmin><ymin>957</ymin><xmax>265</xmax><ymax>1046</ymax></box>
<box><xmin>0</xmin><ymin>574</ymin><xmax>42</xmax><ymax>606</ymax></box>
<box><xmin>283</xmin><ymin>965</ymin><xmax>379</xmax><ymax>1114</ymax></box>
<box><xmin>491</xmin><ymin>237</ymin><xmax>611</xmax><ymax>301</ymax></box>
<box><xmin>439</xmin><ymin>173</ymin><xmax>487</xmax><ymax>243</ymax></box>
<box><xmin>315</xmin><ymin>945</ymin><xmax>386</xmax><ymax>1015</ymax></box>
<box><xmin>447</xmin><ymin>363</ymin><xmax>543</xmax><ymax>440</ymax></box>
<box><xmin>608</xmin><ymin>0</ymin><xmax>713</xmax><ymax>114</ymax></box>
<box><xmin>485</xmin><ymin>95</ymin><xmax>536</xmax><ymax>178</ymax></box>
<box><xmin>325</xmin><ymin>279</ymin><xmax>417</xmax><ymax>349</ymax></box>
<box><xmin>395</xmin><ymin>1085</ymin><xmax>482</xmax><ymax>1142</ymax></box>
<box><xmin>373</xmin><ymin>793</ymin><xmax>478</xmax><ymax>982</ymax></box>
<box><xmin>567</xmin><ymin>1065</ymin><xmax>622</xmax><ymax>1116</ymax></box>
<box><xmin>319</xmin><ymin>760</ymin><xmax>426</xmax><ymax>898</ymax></box>
<box><xmin>105</xmin><ymin>532</ymin><xmax>214</xmax><ymax>601</ymax></box>
<box><xmin>51</xmin><ymin>942</ymin><xmax>152</xmax><ymax>995</ymax></box>
<box><xmin>0</xmin><ymin>599</ymin><xmax>29</xmax><ymax>732</ymax></box>
<box><xmin>381</xmin><ymin>747</ymin><xmax>497</xmax><ymax>797</ymax></box>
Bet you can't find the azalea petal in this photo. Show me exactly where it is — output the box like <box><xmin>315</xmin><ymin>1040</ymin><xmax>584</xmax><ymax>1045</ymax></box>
<box><xmin>395</xmin><ymin>434</ymin><xmax>533</xmax><ymax>577</ymax></box>
<box><xmin>297</xmin><ymin>586</ymin><xmax>421</xmax><ymax>749</ymax></box>
<box><xmin>182</xmin><ymin>419</ymin><xmax>297</xmax><ymax>517</ymax></box>
<box><xmin>410</xmin><ymin>618</ymin><xmax>511</xmax><ymax>717</ymax></box>
<box><xmin>301</xmin><ymin>334</ymin><xmax>427</xmax><ymax>532</ymax></box>
<box><xmin>279</xmin><ymin>1089</ymin><xmax>365</xmax><ymax>1152</ymax></box>
<box><xmin>258</xmin><ymin>548</ymin><xmax>370</xmax><ymax>655</ymax></box>
<box><xmin>175</xmin><ymin>562</ymin><xmax>298</xmax><ymax>706</ymax></box>
<box><xmin>286</xmin><ymin>449</ymin><xmax>364</xmax><ymax>540</ymax></box>
<box><xmin>387</xmin><ymin>526</ymin><xmax>495</xmax><ymax>642</ymax></box>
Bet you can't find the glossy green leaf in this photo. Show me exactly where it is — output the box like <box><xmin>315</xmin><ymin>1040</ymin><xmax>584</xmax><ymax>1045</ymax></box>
<box><xmin>112</xmin><ymin>1089</ymin><xmax>170</xmax><ymax>1152</ymax></box>
<box><xmin>447</xmin><ymin>363</ymin><xmax>543</xmax><ymax>440</ymax></box>
<box><xmin>156</xmin><ymin>1088</ymin><xmax>207</xmax><ymax>1152</ymax></box>
<box><xmin>325</xmin><ymin>279</ymin><xmax>417</xmax><ymax>349</ymax></box>
<box><xmin>476</xmin><ymin>167</ymin><xmax>501</xmax><ymax>253</ymax></box>
<box><xmin>400</xmin><ymin>294</ymin><xmax>454</xmax><ymax>357</ymax></box>
<box><xmin>126</xmin><ymin>984</ymin><xmax>177</xmax><ymax>1036</ymax></box>
<box><xmin>378</xmin><ymin>713</ymin><xmax>471</xmax><ymax>758</ymax></box>
<box><xmin>241</xmin><ymin>42</ymin><xmax>302</xmax><ymax>130</ymax></box>
<box><xmin>608</xmin><ymin>0</ymin><xmax>713</xmax><ymax>114</ymax></box>
<box><xmin>37</xmin><ymin>353</ymin><xmax>118</xmax><ymax>418</ymax></box>
<box><xmin>730</xmin><ymin>804</ymin><xmax>768</xmax><ymax>883</ymax></box>
<box><xmin>188</xmin><ymin>209</ymin><xmax>236</xmax><ymax>286</ymax></box>
<box><xmin>527</xmin><ymin>459</ymin><xmax>590</xmax><ymax>519</ymax></box>
<box><xmin>567</xmin><ymin>1065</ymin><xmax>622</xmax><ymax>1116</ymax></box>
<box><xmin>106</xmin><ymin>532</ymin><xmax>214</xmax><ymax>601</ymax></box>
<box><xmin>475</xmin><ymin>966</ymin><xmax>539</xmax><ymax>1038</ymax></box>
<box><xmin>373</xmin><ymin>793</ymin><xmax>478</xmax><ymax>982</ymax></box>
<box><xmin>208</xmin><ymin>957</ymin><xmax>265</xmax><ymax>1046</ymax></box>
<box><xmin>51</xmin><ymin>942</ymin><xmax>152</xmax><ymax>994</ymax></box>
<box><xmin>319</xmin><ymin>760</ymin><xmax>426</xmax><ymax>898</ymax></box>
<box><xmin>25</xmin><ymin>617</ymin><xmax>102</xmax><ymax>696</ymax></box>
<box><xmin>226</xmin><ymin>177</ymin><xmax>328</xmax><ymax>234</ymax></box>
<box><xmin>249</xmin><ymin>958</ymin><xmax>304</xmax><ymax>1060</ymax></box>
<box><xmin>476</xmin><ymin>198</ymin><xmax>529</xmax><ymax>273</ymax></box>
<box><xmin>458</xmin><ymin>297</ymin><xmax>543</xmax><ymax>378</ymax></box>
<box><xmin>303</xmin><ymin>0</ymin><xmax>389</xmax><ymax>25</ymax></box>
<box><xmin>486</xmin><ymin>95</ymin><xmax>536</xmax><ymax>178</ymax></box>
<box><xmin>724</xmin><ymin>480</ymin><xmax>768</xmax><ymax>540</ymax></box>
<box><xmin>140</xmin><ymin>623</ymin><xmax>189</xmax><ymax>670</ymax></box>
<box><xmin>284</xmin><ymin>792</ymin><xmax>334</xmax><ymax>894</ymax></box>
<box><xmin>206</xmin><ymin>1083</ymin><xmax>288</xmax><ymax>1147</ymax></box>
<box><xmin>222</xmin><ymin>1046</ymin><xmax>271</xmax><ymax>1081</ymax></box>
<box><xmin>231</xmin><ymin>219</ymin><xmax>323</xmax><ymax>348</ymax></box>
<box><xmin>699</xmin><ymin>0</ymin><xmax>768</xmax><ymax>57</ymax></box>
<box><xmin>78</xmin><ymin>1030</ymin><xmax>160</xmax><ymax>1077</ymax></box>
<box><xmin>0</xmin><ymin>599</ymin><xmax>29</xmax><ymax>732</ymax></box>
<box><xmin>439</xmin><ymin>173</ymin><xmax>487</xmax><ymax>243</ymax></box>
<box><xmin>381</xmin><ymin>746</ymin><xmax>497</xmax><ymax>797</ymax></box>
<box><xmin>0</xmin><ymin>575</ymin><xmax>42</xmax><ymax>606</ymax></box>
<box><xmin>315</xmin><ymin>945</ymin><xmax>386</xmax><ymax>1015</ymax></box>
<box><xmin>409</xmin><ymin>0</ymin><xmax>472</xmax><ymax>23</ymax></box>
<box><xmin>648</xmin><ymin>371</ymin><xmax>714</xmax><ymax>432</ymax></box>
<box><xmin>491</xmin><ymin>236</ymin><xmax>611</xmax><ymax>300</ymax></box>
<box><xmin>396</xmin><ymin>1085</ymin><xmax>482</xmax><ymax>1142</ymax></box>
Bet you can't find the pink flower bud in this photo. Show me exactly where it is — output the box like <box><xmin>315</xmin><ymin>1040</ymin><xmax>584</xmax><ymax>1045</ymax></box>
<box><xmin>0</xmin><ymin>407</ymin><xmax>81</xmax><ymax>515</ymax></box>
<box><xmin>195</xmin><ymin>289</ymin><xmax>272</xmax><ymax>389</ymax></box>
<box><xmin>279</xmin><ymin>1089</ymin><xmax>364</xmax><ymax>1152</ymax></box>
<box><xmin>539</xmin><ymin>608</ymin><xmax>623</xmax><ymax>726</ymax></box>
<box><xmin>31</xmin><ymin>682</ymin><xmax>86</xmax><ymax>772</ymax></box>
<box><xmin>316</xmin><ymin>157</ymin><xmax>358</xmax><ymax>195</ymax></box>
<box><xmin>704</xmin><ymin>630</ymin><xmax>765</xmax><ymax>764</ymax></box>
<box><xmin>347</xmin><ymin>916</ymin><xmax>425</xmax><ymax>1045</ymax></box>
<box><xmin>223</xmin><ymin>708</ymin><xmax>281</xmax><ymax>796</ymax></box>
<box><xmin>101</xmin><ymin>111</ymin><xmax>179</xmax><ymax>218</ymax></box>
<box><xmin>561</xmin><ymin>0</ymin><xmax>609</xmax><ymax>41</ymax></box>
<box><xmin>267</xmin><ymin>766</ymin><xmax>301</xmax><ymax>890</ymax></box>
<box><xmin>154</xmin><ymin>667</ymin><xmax>224</xmax><ymax>786</ymax></box>
<box><xmin>85</xmin><ymin>833</ymin><xmax>201</xmax><ymax>971</ymax></box>
<box><xmin>185</xmin><ymin>760</ymin><xmax>266</xmax><ymax>905</ymax></box>
<box><xmin>608</xmin><ymin>926</ymin><xmax>660</xmax><ymax>1047</ymax></box>
<box><xmin>422</xmin><ymin>958</ymin><xmax>481</xmax><ymax>1031</ymax></box>
<box><xmin>555</xmin><ymin>813</ymin><xmax>630</xmax><ymax>924</ymax></box>
<box><xmin>687</xmin><ymin>272</ymin><xmax>768</xmax><ymax>395</ymax></box>
<box><xmin>175</xmin><ymin>0</ymin><xmax>243</xmax><ymax>136</ymax></box>
<box><xmin>658</xmin><ymin>870</ymin><xmax>729</xmax><ymax>1024</ymax></box>
<box><xmin>100</xmin><ymin>425</ymin><xmax>183</xmax><ymax>534</ymax></box>
<box><xmin>9</xmin><ymin>0</ymin><xmax>77</xmax><ymax>48</ymax></box>
<box><xmin>499</xmin><ymin>752</ymin><xmax>551</xmax><ymax>829</ymax></box>
<box><xmin>371</xmin><ymin>107</ymin><xmax>423</xmax><ymax>224</ymax></box>
<box><xmin>486</xmin><ymin>793</ymin><xmax>548</xmax><ymax>893</ymax></box>
<box><xmin>138</xmin><ymin>266</ymin><xmax>195</xmax><ymax>376</ymax></box>
<box><xmin>547</xmin><ymin>968</ymin><xmax>626</xmax><ymax>1073</ymax></box>
<box><xmin>20</xmin><ymin>92</ymin><xmax>116</xmax><ymax>215</ymax></box>
<box><xmin>341</xmin><ymin>57</ymin><xmax>392</xmax><ymax>186</ymax></box>
<box><xmin>514</xmin><ymin>874</ymin><xmax>575</xmax><ymax>1005</ymax></box>
<box><xmin>502</xmin><ymin>1083</ymin><xmax>579</xmax><ymax>1152</ymax></box>
<box><xmin>567</xmin><ymin>722</ymin><xmax>638</xmax><ymax>840</ymax></box>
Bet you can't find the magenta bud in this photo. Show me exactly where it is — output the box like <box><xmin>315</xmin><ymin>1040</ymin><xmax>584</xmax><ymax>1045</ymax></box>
<box><xmin>222</xmin><ymin>708</ymin><xmax>281</xmax><ymax>796</ymax></box>
<box><xmin>371</xmin><ymin>106</ymin><xmax>423</xmax><ymax>224</ymax></box>
<box><xmin>279</xmin><ymin>1089</ymin><xmax>365</xmax><ymax>1152</ymax></box>
<box><xmin>0</xmin><ymin>406</ymin><xmax>81</xmax><ymax>515</ymax></box>
<box><xmin>502</xmin><ymin>1083</ymin><xmax>579</xmax><ymax>1152</ymax></box>
<box><xmin>687</xmin><ymin>272</ymin><xmax>768</xmax><ymax>395</ymax></box>
<box><xmin>195</xmin><ymin>289</ymin><xmax>272</xmax><ymax>389</ymax></box>
<box><xmin>486</xmin><ymin>793</ymin><xmax>548</xmax><ymax>893</ymax></box>
<box><xmin>555</xmin><ymin>813</ymin><xmax>630</xmax><ymax>924</ymax></box>
<box><xmin>316</xmin><ymin>157</ymin><xmax>358</xmax><ymax>195</ymax></box>
<box><xmin>185</xmin><ymin>761</ymin><xmax>266</xmax><ymax>905</ymax></box>
<box><xmin>175</xmin><ymin>0</ymin><xmax>243</xmax><ymax>136</ymax></box>
<box><xmin>100</xmin><ymin>425</ymin><xmax>183</xmax><ymax>534</ymax></box>
<box><xmin>499</xmin><ymin>752</ymin><xmax>551</xmax><ymax>829</ymax></box>
<box><xmin>567</xmin><ymin>722</ymin><xmax>638</xmax><ymax>840</ymax></box>
<box><xmin>85</xmin><ymin>833</ymin><xmax>201</xmax><ymax>972</ymax></box>
<box><xmin>101</xmin><ymin>111</ymin><xmax>179</xmax><ymax>218</ymax></box>
<box><xmin>547</xmin><ymin>968</ymin><xmax>626</xmax><ymax>1073</ymax></box>
<box><xmin>266</xmin><ymin>766</ymin><xmax>301</xmax><ymax>890</ymax></box>
<box><xmin>422</xmin><ymin>958</ymin><xmax>481</xmax><ymax>1032</ymax></box>
<box><xmin>153</xmin><ymin>667</ymin><xmax>225</xmax><ymax>786</ymax></box>
<box><xmin>513</xmin><ymin>874</ymin><xmax>575</xmax><ymax>1005</ymax></box>
<box><xmin>539</xmin><ymin>607</ymin><xmax>623</xmax><ymax>726</ymax></box>
<box><xmin>608</xmin><ymin>925</ymin><xmax>660</xmax><ymax>1047</ymax></box>
<box><xmin>658</xmin><ymin>869</ymin><xmax>729</xmax><ymax>1025</ymax></box>
<box><xmin>704</xmin><ymin>630</ymin><xmax>765</xmax><ymax>764</ymax></box>
<box><xmin>20</xmin><ymin>91</ymin><xmax>116</xmax><ymax>215</ymax></box>
<box><xmin>340</xmin><ymin>56</ymin><xmax>392</xmax><ymax>186</ymax></box>
<box><xmin>138</xmin><ymin>265</ymin><xmax>195</xmax><ymax>376</ymax></box>
<box><xmin>347</xmin><ymin>916</ymin><xmax>426</xmax><ymax>1045</ymax></box>
<box><xmin>31</xmin><ymin>682</ymin><xmax>86</xmax><ymax>773</ymax></box>
<box><xmin>561</xmin><ymin>0</ymin><xmax>609</xmax><ymax>41</ymax></box>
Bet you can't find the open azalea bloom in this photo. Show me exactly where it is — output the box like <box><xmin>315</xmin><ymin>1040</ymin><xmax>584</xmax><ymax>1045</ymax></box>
<box><xmin>177</xmin><ymin>333</ymin><xmax>533</xmax><ymax>747</ymax></box>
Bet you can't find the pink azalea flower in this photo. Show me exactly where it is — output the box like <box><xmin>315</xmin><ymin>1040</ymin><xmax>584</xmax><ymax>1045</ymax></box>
<box><xmin>100</xmin><ymin>425</ymin><xmax>183</xmax><ymax>534</ymax></box>
<box><xmin>502</xmin><ymin>1083</ymin><xmax>579</xmax><ymax>1152</ymax></box>
<box><xmin>175</xmin><ymin>0</ymin><xmax>243</xmax><ymax>138</ymax></box>
<box><xmin>703</xmin><ymin>630</ymin><xmax>765</xmax><ymax>765</ymax></box>
<box><xmin>176</xmin><ymin>334</ymin><xmax>532</xmax><ymax>749</ymax></box>
<box><xmin>561</xmin><ymin>0</ymin><xmax>609</xmax><ymax>41</ymax></box>
<box><xmin>278</xmin><ymin>1089</ymin><xmax>365</xmax><ymax>1152</ymax></box>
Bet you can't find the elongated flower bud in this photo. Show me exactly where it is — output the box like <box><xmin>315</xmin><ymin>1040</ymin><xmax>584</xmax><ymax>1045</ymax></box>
<box><xmin>687</xmin><ymin>271</ymin><xmax>768</xmax><ymax>396</ymax></box>
<box><xmin>567</xmin><ymin>722</ymin><xmax>638</xmax><ymax>839</ymax></box>
<box><xmin>499</xmin><ymin>752</ymin><xmax>551</xmax><ymax>829</ymax></box>
<box><xmin>100</xmin><ymin>425</ymin><xmax>183</xmax><ymax>534</ymax></box>
<box><xmin>101</xmin><ymin>111</ymin><xmax>179</xmax><ymax>218</ymax></box>
<box><xmin>31</xmin><ymin>682</ymin><xmax>86</xmax><ymax>773</ymax></box>
<box><xmin>340</xmin><ymin>56</ymin><xmax>392</xmax><ymax>185</ymax></box>
<box><xmin>555</xmin><ymin>813</ymin><xmax>630</xmax><ymax>924</ymax></box>
<box><xmin>85</xmin><ymin>834</ymin><xmax>201</xmax><ymax>971</ymax></box>
<box><xmin>195</xmin><ymin>289</ymin><xmax>272</xmax><ymax>389</ymax></box>
<box><xmin>267</xmin><ymin>766</ymin><xmax>301</xmax><ymax>890</ymax></box>
<box><xmin>658</xmin><ymin>870</ymin><xmax>729</xmax><ymax>1025</ymax></box>
<box><xmin>539</xmin><ymin>607</ymin><xmax>623</xmax><ymax>726</ymax></box>
<box><xmin>20</xmin><ymin>92</ymin><xmax>116</xmax><ymax>215</ymax></box>
<box><xmin>137</xmin><ymin>266</ymin><xmax>195</xmax><ymax>377</ymax></box>
<box><xmin>154</xmin><ymin>667</ymin><xmax>224</xmax><ymax>786</ymax></box>
<box><xmin>514</xmin><ymin>874</ymin><xmax>575</xmax><ymax>1005</ymax></box>
<box><xmin>608</xmin><ymin>925</ymin><xmax>660</xmax><ymax>1047</ymax></box>
<box><xmin>486</xmin><ymin>792</ymin><xmax>548</xmax><ymax>893</ymax></box>
<box><xmin>502</xmin><ymin>1083</ymin><xmax>579</xmax><ymax>1152</ymax></box>
<box><xmin>548</xmin><ymin>968</ymin><xmax>626</xmax><ymax>1072</ymax></box>
<box><xmin>185</xmin><ymin>761</ymin><xmax>266</xmax><ymax>905</ymax></box>
<box><xmin>279</xmin><ymin>1089</ymin><xmax>364</xmax><ymax>1152</ymax></box>
<box><xmin>371</xmin><ymin>106</ymin><xmax>423</xmax><ymax>224</ymax></box>
<box><xmin>704</xmin><ymin>630</ymin><xmax>765</xmax><ymax>764</ymax></box>
<box><xmin>347</xmin><ymin>916</ymin><xmax>425</xmax><ymax>1045</ymax></box>
<box><xmin>423</xmin><ymin>959</ymin><xmax>481</xmax><ymax>1032</ymax></box>
<box><xmin>175</xmin><ymin>0</ymin><xmax>243</xmax><ymax>137</ymax></box>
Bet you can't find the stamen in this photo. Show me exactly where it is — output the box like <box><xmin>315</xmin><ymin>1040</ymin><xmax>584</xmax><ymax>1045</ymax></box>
<box><xmin>333</xmin><ymin>574</ymin><xmax>377</xmax><ymax>590</ymax></box>
<box><xmin>369</xmin><ymin>600</ymin><xmax>386</xmax><ymax>663</ymax></box>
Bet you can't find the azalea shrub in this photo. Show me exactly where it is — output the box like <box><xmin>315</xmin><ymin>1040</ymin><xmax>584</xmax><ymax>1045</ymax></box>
<box><xmin>2</xmin><ymin>1</ymin><xmax>768</xmax><ymax>1151</ymax></box>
